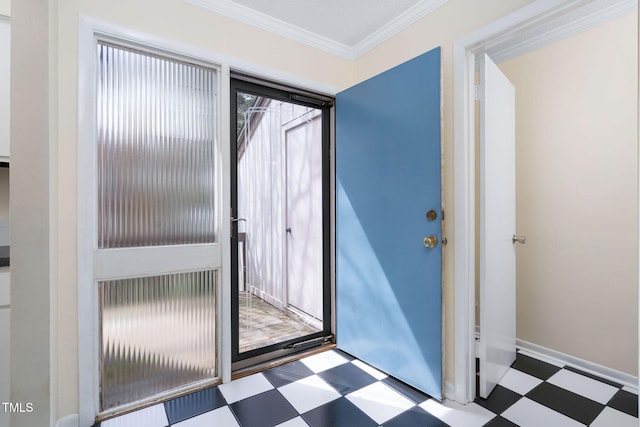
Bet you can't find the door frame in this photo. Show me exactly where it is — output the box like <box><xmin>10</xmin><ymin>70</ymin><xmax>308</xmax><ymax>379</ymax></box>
<box><xmin>229</xmin><ymin>77</ymin><xmax>333</xmax><ymax>367</ymax></box>
<box><xmin>77</xmin><ymin>15</ymin><xmax>338</xmax><ymax>425</ymax></box>
<box><xmin>452</xmin><ymin>0</ymin><xmax>638</xmax><ymax>404</ymax></box>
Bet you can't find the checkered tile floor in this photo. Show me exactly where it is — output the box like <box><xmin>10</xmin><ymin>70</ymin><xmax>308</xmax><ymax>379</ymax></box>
<box><xmin>95</xmin><ymin>349</ymin><xmax>638</xmax><ymax>427</ymax></box>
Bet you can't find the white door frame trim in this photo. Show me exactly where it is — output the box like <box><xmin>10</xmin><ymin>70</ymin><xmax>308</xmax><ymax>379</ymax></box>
<box><xmin>452</xmin><ymin>0</ymin><xmax>637</xmax><ymax>404</ymax></box>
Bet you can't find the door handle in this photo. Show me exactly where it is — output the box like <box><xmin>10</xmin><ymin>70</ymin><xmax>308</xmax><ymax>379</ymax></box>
<box><xmin>231</xmin><ymin>217</ymin><xmax>247</xmax><ymax>223</ymax></box>
<box><xmin>512</xmin><ymin>235</ymin><xmax>526</xmax><ymax>244</ymax></box>
<box><xmin>423</xmin><ymin>236</ymin><xmax>438</xmax><ymax>248</ymax></box>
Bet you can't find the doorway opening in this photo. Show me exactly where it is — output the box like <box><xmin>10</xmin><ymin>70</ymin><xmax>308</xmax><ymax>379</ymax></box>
<box><xmin>454</xmin><ymin>0</ymin><xmax>638</xmax><ymax>404</ymax></box>
<box><xmin>230</xmin><ymin>77</ymin><xmax>333</xmax><ymax>370</ymax></box>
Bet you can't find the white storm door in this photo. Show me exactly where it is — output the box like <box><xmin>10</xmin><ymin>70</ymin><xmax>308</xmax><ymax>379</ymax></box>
<box><xmin>285</xmin><ymin>110</ymin><xmax>323</xmax><ymax>321</ymax></box>
<box><xmin>479</xmin><ymin>53</ymin><xmax>517</xmax><ymax>398</ymax></box>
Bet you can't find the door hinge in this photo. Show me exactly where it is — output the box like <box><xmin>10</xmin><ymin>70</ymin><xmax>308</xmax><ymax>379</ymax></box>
<box><xmin>474</xmin><ymin>85</ymin><xmax>480</xmax><ymax>101</ymax></box>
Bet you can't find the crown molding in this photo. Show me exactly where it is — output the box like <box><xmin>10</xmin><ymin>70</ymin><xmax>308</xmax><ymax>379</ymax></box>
<box><xmin>352</xmin><ymin>0</ymin><xmax>448</xmax><ymax>58</ymax></box>
<box><xmin>185</xmin><ymin>0</ymin><xmax>354</xmax><ymax>59</ymax></box>
<box><xmin>185</xmin><ymin>0</ymin><xmax>448</xmax><ymax>60</ymax></box>
<box><xmin>484</xmin><ymin>0</ymin><xmax>638</xmax><ymax>63</ymax></box>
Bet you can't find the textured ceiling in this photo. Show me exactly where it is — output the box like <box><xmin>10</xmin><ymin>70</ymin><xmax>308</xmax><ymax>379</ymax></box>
<box><xmin>187</xmin><ymin>0</ymin><xmax>448</xmax><ymax>58</ymax></box>
<box><xmin>224</xmin><ymin>0</ymin><xmax>425</xmax><ymax>46</ymax></box>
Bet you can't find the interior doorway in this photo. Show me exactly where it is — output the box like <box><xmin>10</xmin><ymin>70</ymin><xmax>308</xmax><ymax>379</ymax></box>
<box><xmin>230</xmin><ymin>77</ymin><xmax>333</xmax><ymax>370</ymax></box>
<box><xmin>453</xmin><ymin>0</ymin><xmax>638</xmax><ymax>404</ymax></box>
<box><xmin>477</xmin><ymin>13</ymin><xmax>638</xmax><ymax>400</ymax></box>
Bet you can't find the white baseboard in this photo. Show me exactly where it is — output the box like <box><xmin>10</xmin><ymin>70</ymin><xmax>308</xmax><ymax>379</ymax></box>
<box><xmin>517</xmin><ymin>339</ymin><xmax>639</xmax><ymax>391</ymax></box>
<box><xmin>55</xmin><ymin>413</ymin><xmax>78</xmax><ymax>427</ymax></box>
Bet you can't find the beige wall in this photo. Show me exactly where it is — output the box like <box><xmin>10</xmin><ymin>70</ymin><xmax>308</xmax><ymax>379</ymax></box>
<box><xmin>499</xmin><ymin>13</ymin><xmax>638</xmax><ymax>375</ymax></box>
<box><xmin>353</xmin><ymin>0</ymin><xmax>537</xmax><ymax>385</ymax></box>
<box><xmin>36</xmin><ymin>0</ymin><xmax>638</xmax><ymax>420</ymax></box>
<box><xmin>0</xmin><ymin>2</ymin><xmax>8</xmax><ymax>223</ymax></box>
<box><xmin>11</xmin><ymin>0</ymin><xmax>52</xmax><ymax>425</ymax></box>
<box><xmin>52</xmin><ymin>0</ymin><xmax>551</xmax><ymax>417</ymax></box>
<box><xmin>55</xmin><ymin>0</ymin><xmax>354</xmax><ymax>418</ymax></box>
<box><xmin>0</xmin><ymin>9</ymin><xmax>7</xmax><ymax>222</ymax></box>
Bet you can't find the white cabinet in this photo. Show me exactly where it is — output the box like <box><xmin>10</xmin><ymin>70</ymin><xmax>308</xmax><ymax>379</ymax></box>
<box><xmin>0</xmin><ymin>18</ymin><xmax>9</xmax><ymax>161</ymax></box>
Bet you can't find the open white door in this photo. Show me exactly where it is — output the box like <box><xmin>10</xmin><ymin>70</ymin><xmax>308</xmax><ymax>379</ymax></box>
<box><xmin>478</xmin><ymin>53</ymin><xmax>517</xmax><ymax>398</ymax></box>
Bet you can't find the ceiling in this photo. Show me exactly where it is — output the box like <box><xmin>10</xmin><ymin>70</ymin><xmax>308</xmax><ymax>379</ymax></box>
<box><xmin>186</xmin><ymin>0</ymin><xmax>448</xmax><ymax>59</ymax></box>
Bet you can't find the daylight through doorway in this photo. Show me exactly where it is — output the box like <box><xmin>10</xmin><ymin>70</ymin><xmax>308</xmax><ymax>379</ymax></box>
<box><xmin>231</xmin><ymin>78</ymin><xmax>332</xmax><ymax>365</ymax></box>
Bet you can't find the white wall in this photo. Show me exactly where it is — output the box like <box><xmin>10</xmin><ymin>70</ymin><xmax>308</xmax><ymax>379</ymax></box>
<box><xmin>237</xmin><ymin>100</ymin><xmax>321</xmax><ymax>312</ymax></box>
<box><xmin>498</xmin><ymin>13</ymin><xmax>638</xmax><ymax>375</ymax></box>
<box><xmin>238</xmin><ymin>100</ymin><xmax>287</xmax><ymax>307</ymax></box>
<box><xmin>0</xmin><ymin>0</ymin><xmax>9</xmax><ymax>16</ymax></box>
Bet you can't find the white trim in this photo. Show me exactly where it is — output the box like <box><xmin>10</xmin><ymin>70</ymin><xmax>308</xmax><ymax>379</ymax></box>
<box><xmin>77</xmin><ymin>16</ymin><xmax>99</xmax><ymax>426</ymax></box>
<box><xmin>78</xmin><ymin>17</ymin><xmax>230</xmax><ymax>424</ymax></box>
<box><xmin>350</xmin><ymin>0</ymin><xmax>448</xmax><ymax>58</ymax></box>
<box><xmin>220</xmin><ymin>64</ymin><xmax>232</xmax><ymax>385</ymax></box>
<box><xmin>77</xmin><ymin>15</ymin><xmax>338</xmax><ymax>424</ymax></box>
<box><xmin>93</xmin><ymin>245</ymin><xmax>222</xmax><ymax>281</ymax></box>
<box><xmin>452</xmin><ymin>41</ymin><xmax>477</xmax><ymax>405</ymax></box>
<box><xmin>484</xmin><ymin>0</ymin><xmax>638</xmax><ymax>64</ymax></box>
<box><xmin>452</xmin><ymin>0</ymin><xmax>638</xmax><ymax>405</ymax></box>
<box><xmin>184</xmin><ymin>0</ymin><xmax>448</xmax><ymax>60</ymax></box>
<box><xmin>185</xmin><ymin>0</ymin><xmax>352</xmax><ymax>59</ymax></box>
<box><xmin>517</xmin><ymin>339</ymin><xmax>639</xmax><ymax>391</ymax></box>
<box><xmin>55</xmin><ymin>414</ymin><xmax>79</xmax><ymax>427</ymax></box>
<box><xmin>79</xmin><ymin>15</ymin><xmax>339</xmax><ymax>97</ymax></box>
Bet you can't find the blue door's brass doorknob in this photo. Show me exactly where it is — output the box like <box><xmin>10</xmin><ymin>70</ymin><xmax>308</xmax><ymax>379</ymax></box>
<box><xmin>423</xmin><ymin>236</ymin><xmax>438</xmax><ymax>248</ymax></box>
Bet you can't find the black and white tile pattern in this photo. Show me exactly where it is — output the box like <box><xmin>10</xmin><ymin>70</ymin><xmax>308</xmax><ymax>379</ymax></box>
<box><xmin>95</xmin><ymin>349</ymin><xmax>638</xmax><ymax>427</ymax></box>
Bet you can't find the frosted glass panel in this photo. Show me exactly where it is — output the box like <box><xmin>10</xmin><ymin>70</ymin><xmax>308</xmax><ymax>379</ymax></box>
<box><xmin>100</xmin><ymin>271</ymin><xmax>217</xmax><ymax>411</ymax></box>
<box><xmin>97</xmin><ymin>42</ymin><xmax>218</xmax><ymax>248</ymax></box>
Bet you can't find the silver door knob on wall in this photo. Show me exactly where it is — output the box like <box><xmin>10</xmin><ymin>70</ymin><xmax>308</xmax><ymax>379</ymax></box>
<box><xmin>512</xmin><ymin>235</ymin><xmax>526</xmax><ymax>244</ymax></box>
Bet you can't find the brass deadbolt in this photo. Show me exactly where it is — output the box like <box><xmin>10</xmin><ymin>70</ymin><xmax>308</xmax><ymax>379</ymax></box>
<box><xmin>423</xmin><ymin>235</ymin><xmax>438</xmax><ymax>248</ymax></box>
<box><xmin>426</xmin><ymin>210</ymin><xmax>437</xmax><ymax>221</ymax></box>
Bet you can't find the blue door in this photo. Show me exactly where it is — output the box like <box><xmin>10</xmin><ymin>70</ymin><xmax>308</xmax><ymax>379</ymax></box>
<box><xmin>336</xmin><ymin>47</ymin><xmax>442</xmax><ymax>399</ymax></box>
